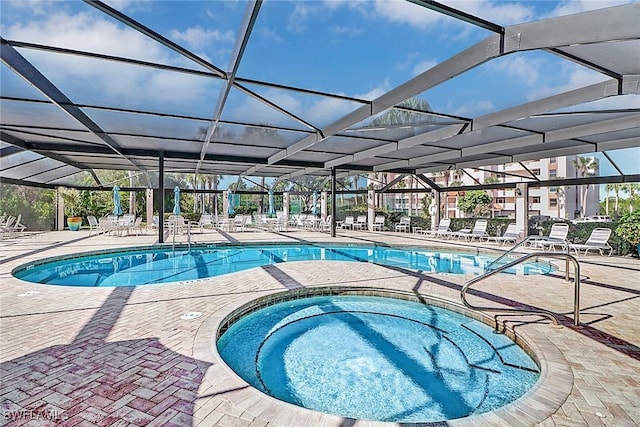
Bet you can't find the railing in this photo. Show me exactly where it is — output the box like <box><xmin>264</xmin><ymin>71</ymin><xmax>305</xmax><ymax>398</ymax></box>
<box><xmin>486</xmin><ymin>235</ymin><xmax>571</xmax><ymax>282</ymax></box>
<box><xmin>461</xmin><ymin>251</ymin><xmax>581</xmax><ymax>326</ymax></box>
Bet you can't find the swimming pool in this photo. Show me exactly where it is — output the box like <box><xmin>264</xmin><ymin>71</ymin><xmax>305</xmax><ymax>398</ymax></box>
<box><xmin>13</xmin><ymin>243</ymin><xmax>552</xmax><ymax>287</ymax></box>
<box><xmin>217</xmin><ymin>292</ymin><xmax>540</xmax><ymax>423</ymax></box>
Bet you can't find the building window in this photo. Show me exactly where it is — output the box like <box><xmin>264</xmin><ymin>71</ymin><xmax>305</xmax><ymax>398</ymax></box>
<box><xmin>550</xmin><ymin>157</ymin><xmax>557</xmax><ymax>164</ymax></box>
<box><xmin>549</xmin><ymin>170</ymin><xmax>557</xmax><ymax>179</ymax></box>
<box><xmin>496</xmin><ymin>197</ymin><xmax>505</xmax><ymax>204</ymax></box>
<box><xmin>549</xmin><ymin>186</ymin><xmax>557</xmax><ymax>193</ymax></box>
<box><xmin>549</xmin><ymin>198</ymin><xmax>558</xmax><ymax>207</ymax></box>
<box><xmin>531</xmin><ymin>168</ymin><xmax>541</xmax><ymax>176</ymax></box>
<box><xmin>532</xmin><ymin>196</ymin><xmax>541</xmax><ymax>203</ymax></box>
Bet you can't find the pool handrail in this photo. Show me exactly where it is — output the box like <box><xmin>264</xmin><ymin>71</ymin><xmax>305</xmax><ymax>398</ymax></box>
<box><xmin>486</xmin><ymin>235</ymin><xmax>571</xmax><ymax>283</ymax></box>
<box><xmin>461</xmin><ymin>251</ymin><xmax>581</xmax><ymax>326</ymax></box>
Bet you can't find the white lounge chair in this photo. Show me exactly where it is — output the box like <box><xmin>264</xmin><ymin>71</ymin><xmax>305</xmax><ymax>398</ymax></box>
<box><xmin>395</xmin><ymin>216</ymin><xmax>411</xmax><ymax>233</ymax></box>
<box><xmin>531</xmin><ymin>223</ymin><xmax>570</xmax><ymax>251</ymax></box>
<box><xmin>372</xmin><ymin>215</ymin><xmax>385</xmax><ymax>231</ymax></box>
<box><xmin>87</xmin><ymin>215</ymin><xmax>99</xmax><ymax>235</ymax></box>
<box><xmin>342</xmin><ymin>216</ymin><xmax>355</xmax><ymax>230</ymax></box>
<box><xmin>422</xmin><ymin>218</ymin><xmax>451</xmax><ymax>238</ymax></box>
<box><xmin>569</xmin><ymin>228</ymin><xmax>613</xmax><ymax>256</ymax></box>
<box><xmin>355</xmin><ymin>215</ymin><xmax>367</xmax><ymax>230</ymax></box>
<box><xmin>198</xmin><ymin>214</ymin><xmax>215</xmax><ymax>232</ymax></box>
<box><xmin>450</xmin><ymin>219</ymin><xmax>488</xmax><ymax>241</ymax></box>
<box><xmin>486</xmin><ymin>223</ymin><xmax>520</xmax><ymax>245</ymax></box>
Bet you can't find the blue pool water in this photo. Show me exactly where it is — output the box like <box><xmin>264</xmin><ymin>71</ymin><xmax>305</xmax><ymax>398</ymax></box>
<box><xmin>217</xmin><ymin>295</ymin><xmax>539</xmax><ymax>423</ymax></box>
<box><xmin>13</xmin><ymin>243</ymin><xmax>552</xmax><ymax>287</ymax></box>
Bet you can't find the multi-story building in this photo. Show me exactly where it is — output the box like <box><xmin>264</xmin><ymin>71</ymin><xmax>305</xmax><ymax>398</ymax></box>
<box><xmin>369</xmin><ymin>156</ymin><xmax>600</xmax><ymax>219</ymax></box>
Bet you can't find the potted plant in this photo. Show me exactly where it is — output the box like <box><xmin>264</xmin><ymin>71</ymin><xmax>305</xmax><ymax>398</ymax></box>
<box><xmin>61</xmin><ymin>188</ymin><xmax>82</xmax><ymax>231</ymax></box>
<box><xmin>615</xmin><ymin>210</ymin><xmax>640</xmax><ymax>256</ymax></box>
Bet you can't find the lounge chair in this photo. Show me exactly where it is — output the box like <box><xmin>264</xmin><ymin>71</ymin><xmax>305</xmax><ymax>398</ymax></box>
<box><xmin>395</xmin><ymin>216</ymin><xmax>411</xmax><ymax>233</ymax></box>
<box><xmin>342</xmin><ymin>216</ymin><xmax>355</xmax><ymax>230</ymax></box>
<box><xmin>531</xmin><ymin>223</ymin><xmax>570</xmax><ymax>251</ymax></box>
<box><xmin>87</xmin><ymin>215</ymin><xmax>99</xmax><ymax>235</ymax></box>
<box><xmin>569</xmin><ymin>228</ymin><xmax>613</xmax><ymax>256</ymax></box>
<box><xmin>129</xmin><ymin>216</ymin><xmax>144</xmax><ymax>235</ymax></box>
<box><xmin>198</xmin><ymin>214</ymin><xmax>215</xmax><ymax>232</ymax></box>
<box><xmin>450</xmin><ymin>219</ymin><xmax>488</xmax><ymax>241</ymax></box>
<box><xmin>372</xmin><ymin>215</ymin><xmax>385</xmax><ymax>231</ymax></box>
<box><xmin>355</xmin><ymin>215</ymin><xmax>367</xmax><ymax>230</ymax></box>
<box><xmin>422</xmin><ymin>218</ymin><xmax>451</xmax><ymax>238</ymax></box>
<box><xmin>485</xmin><ymin>223</ymin><xmax>520</xmax><ymax>245</ymax></box>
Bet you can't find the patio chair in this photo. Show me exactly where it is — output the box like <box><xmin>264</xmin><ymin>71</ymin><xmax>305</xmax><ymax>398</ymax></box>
<box><xmin>98</xmin><ymin>217</ymin><xmax>115</xmax><ymax>235</ymax></box>
<box><xmin>198</xmin><ymin>214</ymin><xmax>215</xmax><ymax>232</ymax></box>
<box><xmin>395</xmin><ymin>216</ymin><xmax>411</xmax><ymax>233</ymax></box>
<box><xmin>422</xmin><ymin>218</ymin><xmax>451</xmax><ymax>238</ymax></box>
<box><xmin>129</xmin><ymin>216</ymin><xmax>144</xmax><ymax>235</ymax></box>
<box><xmin>450</xmin><ymin>219</ymin><xmax>488</xmax><ymax>241</ymax></box>
<box><xmin>168</xmin><ymin>215</ymin><xmax>185</xmax><ymax>234</ymax></box>
<box><xmin>485</xmin><ymin>223</ymin><xmax>520</xmax><ymax>245</ymax></box>
<box><xmin>342</xmin><ymin>216</ymin><xmax>355</xmax><ymax>230</ymax></box>
<box><xmin>320</xmin><ymin>215</ymin><xmax>332</xmax><ymax>232</ymax></box>
<box><xmin>10</xmin><ymin>214</ymin><xmax>26</xmax><ymax>233</ymax></box>
<box><xmin>372</xmin><ymin>215</ymin><xmax>385</xmax><ymax>231</ymax></box>
<box><xmin>531</xmin><ymin>223</ymin><xmax>570</xmax><ymax>252</ymax></box>
<box><xmin>355</xmin><ymin>215</ymin><xmax>367</xmax><ymax>230</ymax></box>
<box><xmin>569</xmin><ymin>228</ymin><xmax>613</xmax><ymax>256</ymax></box>
<box><xmin>87</xmin><ymin>215</ymin><xmax>99</xmax><ymax>235</ymax></box>
<box><xmin>0</xmin><ymin>216</ymin><xmax>16</xmax><ymax>237</ymax></box>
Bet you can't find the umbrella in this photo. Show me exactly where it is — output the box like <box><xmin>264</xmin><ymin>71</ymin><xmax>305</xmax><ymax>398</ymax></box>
<box><xmin>311</xmin><ymin>191</ymin><xmax>318</xmax><ymax>216</ymax></box>
<box><xmin>268</xmin><ymin>189</ymin><xmax>276</xmax><ymax>217</ymax></box>
<box><xmin>112</xmin><ymin>185</ymin><xmax>123</xmax><ymax>216</ymax></box>
<box><xmin>173</xmin><ymin>186</ymin><xmax>181</xmax><ymax>215</ymax></box>
<box><xmin>227</xmin><ymin>190</ymin><xmax>235</xmax><ymax>216</ymax></box>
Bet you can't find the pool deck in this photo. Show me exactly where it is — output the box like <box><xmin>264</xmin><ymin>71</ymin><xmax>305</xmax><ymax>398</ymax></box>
<box><xmin>1</xmin><ymin>227</ymin><xmax>638</xmax><ymax>427</ymax></box>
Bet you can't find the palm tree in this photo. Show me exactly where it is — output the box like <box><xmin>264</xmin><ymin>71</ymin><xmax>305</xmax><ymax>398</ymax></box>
<box><xmin>621</xmin><ymin>183</ymin><xmax>640</xmax><ymax>212</ymax></box>
<box><xmin>573</xmin><ymin>156</ymin><xmax>599</xmax><ymax>217</ymax></box>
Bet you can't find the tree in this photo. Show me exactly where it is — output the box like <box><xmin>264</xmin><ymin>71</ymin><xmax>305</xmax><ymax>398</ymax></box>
<box><xmin>573</xmin><ymin>156</ymin><xmax>598</xmax><ymax>217</ymax></box>
<box><xmin>371</xmin><ymin>98</ymin><xmax>432</xmax><ymax>127</ymax></box>
<box><xmin>457</xmin><ymin>190</ymin><xmax>492</xmax><ymax>216</ymax></box>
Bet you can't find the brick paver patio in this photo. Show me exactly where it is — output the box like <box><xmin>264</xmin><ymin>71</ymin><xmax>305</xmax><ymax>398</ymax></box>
<box><xmin>1</xmin><ymin>228</ymin><xmax>638</xmax><ymax>426</ymax></box>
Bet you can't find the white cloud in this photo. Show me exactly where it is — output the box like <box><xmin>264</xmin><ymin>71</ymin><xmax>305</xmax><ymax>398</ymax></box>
<box><xmin>449</xmin><ymin>1</ymin><xmax>536</xmax><ymax>25</ymax></box>
<box><xmin>4</xmin><ymin>11</ymin><xmax>218</xmax><ymax>113</ymax></box>
<box><xmin>6</xmin><ymin>11</ymin><xmax>168</xmax><ymax>62</ymax></box>
<box><xmin>288</xmin><ymin>3</ymin><xmax>318</xmax><ymax>33</ymax></box>
<box><xmin>528</xmin><ymin>63</ymin><xmax>610</xmax><ymax>101</ymax></box>
<box><xmin>489</xmin><ymin>55</ymin><xmax>541</xmax><ymax>87</ymax></box>
<box><xmin>170</xmin><ymin>26</ymin><xmax>235</xmax><ymax>51</ymax></box>
<box><xmin>543</xmin><ymin>0</ymin><xmax>635</xmax><ymax>18</ymax></box>
<box><xmin>450</xmin><ymin>100</ymin><xmax>496</xmax><ymax>117</ymax></box>
<box><xmin>412</xmin><ymin>59</ymin><xmax>438</xmax><ymax>77</ymax></box>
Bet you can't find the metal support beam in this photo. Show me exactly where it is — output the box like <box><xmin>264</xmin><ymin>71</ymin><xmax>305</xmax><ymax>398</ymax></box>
<box><xmin>331</xmin><ymin>168</ymin><xmax>337</xmax><ymax>238</ymax></box>
<box><xmin>158</xmin><ymin>152</ymin><xmax>164</xmax><ymax>244</ymax></box>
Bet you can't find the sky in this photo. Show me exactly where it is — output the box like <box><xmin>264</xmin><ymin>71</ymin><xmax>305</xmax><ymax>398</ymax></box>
<box><xmin>1</xmin><ymin>0</ymin><xmax>638</xmax><ymax>191</ymax></box>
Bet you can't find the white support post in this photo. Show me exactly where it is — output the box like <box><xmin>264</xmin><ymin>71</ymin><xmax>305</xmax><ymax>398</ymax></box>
<box><xmin>57</xmin><ymin>187</ymin><xmax>65</xmax><ymax>230</ymax></box>
<box><xmin>223</xmin><ymin>190</ymin><xmax>229</xmax><ymax>219</ymax></box>
<box><xmin>368</xmin><ymin>189</ymin><xmax>375</xmax><ymax>231</ymax></box>
<box><xmin>146</xmin><ymin>189</ymin><xmax>153</xmax><ymax>228</ymax></box>
<box><xmin>283</xmin><ymin>192</ymin><xmax>290</xmax><ymax>223</ymax></box>
<box><xmin>515</xmin><ymin>183</ymin><xmax>529</xmax><ymax>239</ymax></box>
<box><xmin>321</xmin><ymin>191</ymin><xmax>328</xmax><ymax>219</ymax></box>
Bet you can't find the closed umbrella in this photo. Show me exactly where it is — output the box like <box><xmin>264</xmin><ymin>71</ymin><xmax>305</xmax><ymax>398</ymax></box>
<box><xmin>227</xmin><ymin>190</ymin><xmax>235</xmax><ymax>216</ymax></box>
<box><xmin>112</xmin><ymin>185</ymin><xmax>123</xmax><ymax>216</ymax></box>
<box><xmin>173</xmin><ymin>186</ymin><xmax>181</xmax><ymax>215</ymax></box>
<box><xmin>311</xmin><ymin>191</ymin><xmax>318</xmax><ymax>216</ymax></box>
<box><xmin>268</xmin><ymin>189</ymin><xmax>276</xmax><ymax>217</ymax></box>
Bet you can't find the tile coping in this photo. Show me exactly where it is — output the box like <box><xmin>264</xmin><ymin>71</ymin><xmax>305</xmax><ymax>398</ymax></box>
<box><xmin>192</xmin><ymin>285</ymin><xmax>573</xmax><ymax>427</ymax></box>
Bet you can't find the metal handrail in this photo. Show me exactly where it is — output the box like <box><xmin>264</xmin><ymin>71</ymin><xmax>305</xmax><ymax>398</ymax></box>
<box><xmin>486</xmin><ymin>235</ymin><xmax>571</xmax><ymax>282</ymax></box>
<box><xmin>461</xmin><ymin>252</ymin><xmax>581</xmax><ymax>326</ymax></box>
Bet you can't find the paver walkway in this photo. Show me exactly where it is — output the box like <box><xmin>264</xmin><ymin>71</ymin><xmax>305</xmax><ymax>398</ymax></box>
<box><xmin>1</xmin><ymin>229</ymin><xmax>638</xmax><ymax>426</ymax></box>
